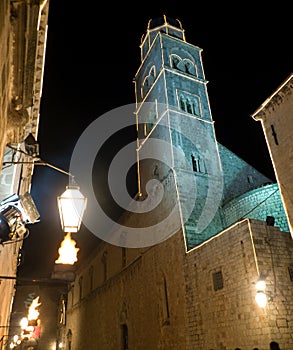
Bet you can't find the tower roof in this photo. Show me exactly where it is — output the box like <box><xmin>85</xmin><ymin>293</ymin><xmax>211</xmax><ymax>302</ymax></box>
<box><xmin>140</xmin><ymin>15</ymin><xmax>185</xmax><ymax>60</ymax></box>
<box><xmin>147</xmin><ymin>15</ymin><xmax>183</xmax><ymax>30</ymax></box>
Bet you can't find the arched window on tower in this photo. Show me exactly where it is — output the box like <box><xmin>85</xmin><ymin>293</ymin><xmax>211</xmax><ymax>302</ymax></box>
<box><xmin>171</xmin><ymin>128</ymin><xmax>183</xmax><ymax>148</ymax></box>
<box><xmin>170</xmin><ymin>54</ymin><xmax>181</xmax><ymax>69</ymax></box>
<box><xmin>179</xmin><ymin>95</ymin><xmax>186</xmax><ymax>111</ymax></box>
<box><xmin>144</xmin><ymin>102</ymin><xmax>157</xmax><ymax>136</ymax></box>
<box><xmin>141</xmin><ymin>66</ymin><xmax>156</xmax><ymax>98</ymax></box>
<box><xmin>191</xmin><ymin>154</ymin><xmax>206</xmax><ymax>174</ymax></box>
<box><xmin>153</xmin><ymin>164</ymin><xmax>159</xmax><ymax>177</ymax></box>
<box><xmin>183</xmin><ymin>59</ymin><xmax>197</xmax><ymax>76</ymax></box>
<box><xmin>178</xmin><ymin>91</ymin><xmax>201</xmax><ymax>117</ymax></box>
<box><xmin>192</xmin><ymin>99</ymin><xmax>200</xmax><ymax>116</ymax></box>
<box><xmin>186</xmin><ymin>98</ymin><xmax>193</xmax><ymax>114</ymax></box>
<box><xmin>170</xmin><ymin>54</ymin><xmax>197</xmax><ymax>76</ymax></box>
<box><xmin>191</xmin><ymin>154</ymin><xmax>198</xmax><ymax>172</ymax></box>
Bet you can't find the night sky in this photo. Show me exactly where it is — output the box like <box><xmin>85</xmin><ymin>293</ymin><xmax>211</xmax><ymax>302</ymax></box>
<box><xmin>18</xmin><ymin>2</ymin><xmax>292</xmax><ymax>277</ymax></box>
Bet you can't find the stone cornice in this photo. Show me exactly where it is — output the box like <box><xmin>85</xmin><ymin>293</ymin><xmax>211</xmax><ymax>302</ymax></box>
<box><xmin>251</xmin><ymin>73</ymin><xmax>293</xmax><ymax>120</ymax></box>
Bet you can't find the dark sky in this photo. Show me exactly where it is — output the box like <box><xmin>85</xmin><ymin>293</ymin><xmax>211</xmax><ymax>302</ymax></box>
<box><xmin>18</xmin><ymin>2</ymin><xmax>292</xmax><ymax>277</ymax></box>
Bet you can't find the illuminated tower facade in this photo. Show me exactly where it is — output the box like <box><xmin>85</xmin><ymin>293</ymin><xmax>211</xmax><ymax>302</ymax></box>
<box><xmin>133</xmin><ymin>17</ymin><xmax>224</xmax><ymax>248</ymax></box>
<box><xmin>133</xmin><ymin>16</ymin><xmax>289</xmax><ymax>249</ymax></box>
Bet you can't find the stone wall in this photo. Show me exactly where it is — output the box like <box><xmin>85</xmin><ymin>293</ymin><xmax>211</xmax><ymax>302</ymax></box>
<box><xmin>64</xmin><ymin>232</ymin><xmax>189</xmax><ymax>350</ymax></box>
<box><xmin>0</xmin><ymin>1</ymin><xmax>49</xmax><ymax>347</ymax></box>
<box><xmin>252</xmin><ymin>74</ymin><xmax>293</xmax><ymax>237</ymax></box>
<box><xmin>185</xmin><ymin>219</ymin><xmax>293</xmax><ymax>349</ymax></box>
<box><xmin>63</xmin><ymin>219</ymin><xmax>293</xmax><ymax>350</ymax></box>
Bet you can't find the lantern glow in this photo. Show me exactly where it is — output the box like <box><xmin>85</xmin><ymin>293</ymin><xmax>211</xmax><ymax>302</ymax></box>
<box><xmin>255</xmin><ymin>278</ymin><xmax>268</xmax><ymax>308</ymax></box>
<box><xmin>57</xmin><ymin>185</ymin><xmax>87</xmax><ymax>233</ymax></box>
<box><xmin>55</xmin><ymin>232</ymin><xmax>79</xmax><ymax>265</ymax></box>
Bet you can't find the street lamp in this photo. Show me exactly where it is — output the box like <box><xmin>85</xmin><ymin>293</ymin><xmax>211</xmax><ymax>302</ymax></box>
<box><xmin>255</xmin><ymin>278</ymin><xmax>267</xmax><ymax>308</ymax></box>
<box><xmin>1</xmin><ymin>136</ymin><xmax>87</xmax><ymax>239</ymax></box>
<box><xmin>57</xmin><ymin>185</ymin><xmax>87</xmax><ymax>233</ymax></box>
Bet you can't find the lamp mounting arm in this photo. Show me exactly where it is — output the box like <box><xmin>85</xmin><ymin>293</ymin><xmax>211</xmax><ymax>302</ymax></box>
<box><xmin>3</xmin><ymin>143</ymin><xmax>75</xmax><ymax>180</ymax></box>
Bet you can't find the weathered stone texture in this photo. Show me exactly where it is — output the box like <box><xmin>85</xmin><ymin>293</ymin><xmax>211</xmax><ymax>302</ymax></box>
<box><xmin>252</xmin><ymin>74</ymin><xmax>293</xmax><ymax>237</ymax></box>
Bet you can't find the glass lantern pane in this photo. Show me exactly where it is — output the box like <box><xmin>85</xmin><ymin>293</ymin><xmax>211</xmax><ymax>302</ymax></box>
<box><xmin>57</xmin><ymin>186</ymin><xmax>87</xmax><ymax>232</ymax></box>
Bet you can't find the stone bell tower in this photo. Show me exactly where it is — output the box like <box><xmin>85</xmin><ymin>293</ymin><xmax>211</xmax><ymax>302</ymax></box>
<box><xmin>133</xmin><ymin>16</ymin><xmax>224</xmax><ymax>249</ymax></box>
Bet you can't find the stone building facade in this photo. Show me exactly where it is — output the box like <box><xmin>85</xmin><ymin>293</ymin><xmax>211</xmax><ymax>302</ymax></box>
<box><xmin>61</xmin><ymin>219</ymin><xmax>293</xmax><ymax>349</ymax></box>
<box><xmin>57</xmin><ymin>17</ymin><xmax>293</xmax><ymax>350</ymax></box>
<box><xmin>0</xmin><ymin>1</ymin><xmax>49</xmax><ymax>348</ymax></box>
<box><xmin>251</xmin><ymin>73</ymin><xmax>293</xmax><ymax>237</ymax></box>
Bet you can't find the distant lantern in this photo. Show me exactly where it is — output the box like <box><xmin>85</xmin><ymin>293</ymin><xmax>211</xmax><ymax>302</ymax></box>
<box><xmin>255</xmin><ymin>290</ymin><xmax>267</xmax><ymax>308</ymax></box>
<box><xmin>255</xmin><ymin>278</ymin><xmax>267</xmax><ymax>308</ymax></box>
<box><xmin>57</xmin><ymin>186</ymin><xmax>87</xmax><ymax>233</ymax></box>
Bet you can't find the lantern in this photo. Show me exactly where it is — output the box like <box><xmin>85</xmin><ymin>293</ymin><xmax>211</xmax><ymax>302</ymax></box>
<box><xmin>57</xmin><ymin>186</ymin><xmax>87</xmax><ymax>232</ymax></box>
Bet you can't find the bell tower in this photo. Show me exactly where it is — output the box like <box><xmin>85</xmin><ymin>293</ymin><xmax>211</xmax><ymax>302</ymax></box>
<box><xmin>133</xmin><ymin>16</ymin><xmax>224</xmax><ymax>249</ymax></box>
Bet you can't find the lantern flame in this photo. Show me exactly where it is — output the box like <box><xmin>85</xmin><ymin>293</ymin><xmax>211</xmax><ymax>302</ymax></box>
<box><xmin>55</xmin><ymin>232</ymin><xmax>79</xmax><ymax>265</ymax></box>
<box><xmin>28</xmin><ymin>296</ymin><xmax>41</xmax><ymax>321</ymax></box>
